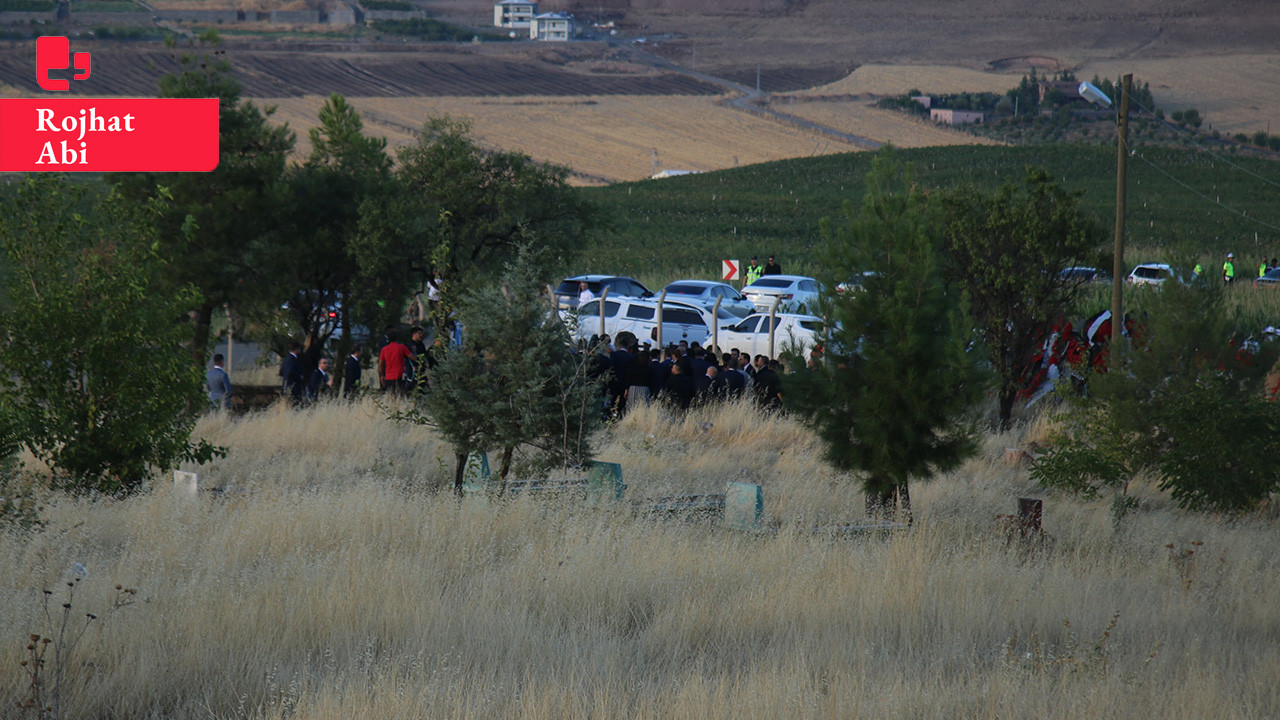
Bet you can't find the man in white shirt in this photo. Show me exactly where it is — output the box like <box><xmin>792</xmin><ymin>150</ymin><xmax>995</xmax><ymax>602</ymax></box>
<box><xmin>578</xmin><ymin>281</ymin><xmax>595</xmax><ymax>306</ymax></box>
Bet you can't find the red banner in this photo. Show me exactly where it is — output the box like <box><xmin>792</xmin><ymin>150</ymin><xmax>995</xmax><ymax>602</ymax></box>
<box><xmin>0</xmin><ymin>98</ymin><xmax>219</xmax><ymax>172</ymax></box>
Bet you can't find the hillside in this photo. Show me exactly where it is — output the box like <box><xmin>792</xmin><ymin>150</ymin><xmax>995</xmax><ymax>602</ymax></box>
<box><xmin>579</xmin><ymin>145</ymin><xmax>1280</xmax><ymax>286</ymax></box>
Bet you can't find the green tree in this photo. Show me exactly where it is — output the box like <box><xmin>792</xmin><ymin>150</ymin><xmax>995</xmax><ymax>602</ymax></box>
<box><xmin>397</xmin><ymin>245</ymin><xmax>600</xmax><ymax>494</ymax></box>
<box><xmin>115</xmin><ymin>31</ymin><xmax>294</xmax><ymax>363</ymax></box>
<box><xmin>787</xmin><ymin>152</ymin><xmax>985</xmax><ymax>521</ymax></box>
<box><xmin>253</xmin><ymin>93</ymin><xmax>393</xmax><ymax>374</ymax></box>
<box><xmin>0</xmin><ymin>176</ymin><xmax>222</xmax><ymax>494</ymax></box>
<box><xmin>353</xmin><ymin>117</ymin><xmax>595</xmax><ymax>335</ymax></box>
<box><xmin>1033</xmin><ymin>277</ymin><xmax>1280</xmax><ymax>513</ymax></box>
<box><xmin>941</xmin><ymin>167</ymin><xmax>1105</xmax><ymax>427</ymax></box>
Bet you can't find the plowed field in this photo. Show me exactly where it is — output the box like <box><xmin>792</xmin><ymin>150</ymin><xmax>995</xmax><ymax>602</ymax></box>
<box><xmin>0</xmin><ymin>44</ymin><xmax>721</xmax><ymax>97</ymax></box>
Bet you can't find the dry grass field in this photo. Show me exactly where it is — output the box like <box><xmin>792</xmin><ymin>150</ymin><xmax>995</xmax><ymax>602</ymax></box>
<box><xmin>264</xmin><ymin>93</ymin><xmax>864</xmax><ymax>184</ymax></box>
<box><xmin>2</xmin><ymin>399</ymin><xmax>1279</xmax><ymax>719</ymax></box>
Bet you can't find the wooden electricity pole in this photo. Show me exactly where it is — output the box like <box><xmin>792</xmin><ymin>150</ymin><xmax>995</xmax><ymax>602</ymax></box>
<box><xmin>1111</xmin><ymin>73</ymin><xmax>1132</xmax><ymax>348</ymax></box>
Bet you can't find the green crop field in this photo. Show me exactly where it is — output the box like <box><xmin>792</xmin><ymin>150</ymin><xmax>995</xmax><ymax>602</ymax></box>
<box><xmin>580</xmin><ymin>144</ymin><xmax>1280</xmax><ymax>288</ymax></box>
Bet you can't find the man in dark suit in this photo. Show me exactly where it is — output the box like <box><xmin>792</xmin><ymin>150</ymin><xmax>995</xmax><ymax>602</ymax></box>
<box><xmin>306</xmin><ymin>357</ymin><xmax>333</xmax><ymax>404</ymax></box>
<box><xmin>660</xmin><ymin>360</ymin><xmax>696</xmax><ymax>412</ymax></box>
<box><xmin>695</xmin><ymin>365</ymin><xmax>727</xmax><ymax>405</ymax></box>
<box><xmin>279</xmin><ymin>341</ymin><xmax>304</xmax><ymax>407</ymax></box>
<box><xmin>752</xmin><ymin>354</ymin><xmax>782</xmax><ymax>410</ymax></box>
<box><xmin>206</xmin><ymin>353</ymin><xmax>232</xmax><ymax>411</ymax></box>
<box><xmin>343</xmin><ymin>346</ymin><xmax>362</xmax><ymax>398</ymax></box>
<box><xmin>763</xmin><ymin>255</ymin><xmax>783</xmax><ymax>276</ymax></box>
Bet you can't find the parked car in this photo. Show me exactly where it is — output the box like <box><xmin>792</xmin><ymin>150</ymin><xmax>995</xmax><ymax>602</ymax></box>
<box><xmin>1254</xmin><ymin>268</ymin><xmax>1280</xmax><ymax>287</ymax></box>
<box><xmin>659</xmin><ymin>280</ymin><xmax>756</xmax><ymax>317</ymax></box>
<box><xmin>1126</xmin><ymin>263</ymin><xmax>1188</xmax><ymax>286</ymax></box>
<box><xmin>1059</xmin><ymin>266</ymin><xmax>1111</xmax><ymax>284</ymax></box>
<box><xmin>553</xmin><ymin>275</ymin><xmax>654</xmax><ymax>310</ymax></box>
<box><xmin>716</xmin><ymin>312</ymin><xmax>825</xmax><ymax>360</ymax></box>
<box><xmin>836</xmin><ymin>271</ymin><xmax>878</xmax><ymax>294</ymax></box>
<box><xmin>282</xmin><ymin>290</ymin><xmax>370</xmax><ymax>345</ymax></box>
<box><xmin>742</xmin><ymin>275</ymin><xmax>822</xmax><ymax>313</ymax></box>
<box><xmin>571</xmin><ymin>297</ymin><xmax>724</xmax><ymax>346</ymax></box>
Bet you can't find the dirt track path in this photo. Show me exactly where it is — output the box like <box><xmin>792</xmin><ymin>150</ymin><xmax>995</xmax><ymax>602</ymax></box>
<box><xmin>606</xmin><ymin>36</ymin><xmax>883</xmax><ymax>151</ymax></box>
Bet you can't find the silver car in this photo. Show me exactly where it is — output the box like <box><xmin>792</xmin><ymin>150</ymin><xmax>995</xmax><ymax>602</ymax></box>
<box><xmin>742</xmin><ymin>275</ymin><xmax>822</xmax><ymax>313</ymax></box>
<box><xmin>659</xmin><ymin>280</ymin><xmax>757</xmax><ymax>318</ymax></box>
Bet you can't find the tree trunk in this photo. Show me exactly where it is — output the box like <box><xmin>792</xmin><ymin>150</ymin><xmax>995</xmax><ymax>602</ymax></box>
<box><xmin>498</xmin><ymin>445</ymin><xmax>514</xmax><ymax>496</ymax></box>
<box><xmin>866</xmin><ymin>478</ymin><xmax>913</xmax><ymax>525</ymax></box>
<box><xmin>191</xmin><ymin>302</ymin><xmax>214</xmax><ymax>365</ymax></box>
<box><xmin>896</xmin><ymin>480</ymin><xmax>913</xmax><ymax>526</ymax></box>
<box><xmin>865</xmin><ymin>477</ymin><xmax>895</xmax><ymax>519</ymax></box>
<box><xmin>453</xmin><ymin>452</ymin><xmax>467</xmax><ymax>497</ymax></box>
<box><xmin>998</xmin><ymin>386</ymin><xmax>1017</xmax><ymax>431</ymax></box>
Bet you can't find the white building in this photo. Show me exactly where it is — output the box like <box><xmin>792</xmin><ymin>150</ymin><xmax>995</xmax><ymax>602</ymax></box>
<box><xmin>493</xmin><ymin>0</ymin><xmax>536</xmax><ymax>29</ymax></box>
<box><xmin>530</xmin><ymin>11</ymin><xmax>574</xmax><ymax>41</ymax></box>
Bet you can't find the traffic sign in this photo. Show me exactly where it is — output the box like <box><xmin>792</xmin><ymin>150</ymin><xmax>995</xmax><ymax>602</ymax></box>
<box><xmin>722</xmin><ymin>259</ymin><xmax>740</xmax><ymax>282</ymax></box>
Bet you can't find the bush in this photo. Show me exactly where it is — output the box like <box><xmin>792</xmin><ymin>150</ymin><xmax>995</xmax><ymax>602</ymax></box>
<box><xmin>1033</xmin><ymin>275</ymin><xmax>1280</xmax><ymax>513</ymax></box>
<box><xmin>0</xmin><ymin>177</ymin><xmax>223</xmax><ymax>495</ymax></box>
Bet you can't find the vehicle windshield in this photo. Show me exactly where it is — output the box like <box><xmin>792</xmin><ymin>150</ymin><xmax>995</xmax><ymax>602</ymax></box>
<box><xmin>664</xmin><ymin>284</ymin><xmax>706</xmax><ymax>295</ymax></box>
<box><xmin>556</xmin><ymin>280</ymin><xmax>602</xmax><ymax>294</ymax></box>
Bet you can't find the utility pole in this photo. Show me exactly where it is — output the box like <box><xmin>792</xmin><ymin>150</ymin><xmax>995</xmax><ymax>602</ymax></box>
<box><xmin>756</xmin><ymin>63</ymin><xmax>761</xmax><ymax>93</ymax></box>
<box><xmin>1110</xmin><ymin>73</ymin><xmax>1132</xmax><ymax>349</ymax></box>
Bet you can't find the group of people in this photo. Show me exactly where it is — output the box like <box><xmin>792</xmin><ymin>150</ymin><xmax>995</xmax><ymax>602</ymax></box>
<box><xmin>743</xmin><ymin>254</ymin><xmax>784</xmax><ymax>285</ymax></box>
<box><xmin>586</xmin><ymin>332</ymin><xmax>784</xmax><ymax>418</ymax></box>
<box><xmin>1211</xmin><ymin>253</ymin><xmax>1278</xmax><ymax>284</ymax></box>
<box><xmin>277</xmin><ymin>341</ymin><xmax>349</xmax><ymax>406</ymax></box>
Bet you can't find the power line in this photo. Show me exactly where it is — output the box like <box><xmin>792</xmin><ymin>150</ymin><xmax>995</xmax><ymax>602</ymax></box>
<box><xmin>1127</xmin><ymin>97</ymin><xmax>1280</xmax><ymax>188</ymax></box>
<box><xmin>1132</xmin><ymin>150</ymin><xmax>1280</xmax><ymax>234</ymax></box>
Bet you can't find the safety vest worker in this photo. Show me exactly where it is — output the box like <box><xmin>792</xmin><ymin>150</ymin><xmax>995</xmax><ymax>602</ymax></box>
<box><xmin>1223</xmin><ymin>254</ymin><xmax>1235</xmax><ymax>284</ymax></box>
<box><xmin>745</xmin><ymin>257</ymin><xmax>763</xmax><ymax>285</ymax></box>
<box><xmin>1261</xmin><ymin>261</ymin><xmax>1269</xmax><ymax>278</ymax></box>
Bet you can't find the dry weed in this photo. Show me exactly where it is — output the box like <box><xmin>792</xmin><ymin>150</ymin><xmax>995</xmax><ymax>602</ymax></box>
<box><xmin>1</xmin><ymin>399</ymin><xmax>1277</xmax><ymax>719</ymax></box>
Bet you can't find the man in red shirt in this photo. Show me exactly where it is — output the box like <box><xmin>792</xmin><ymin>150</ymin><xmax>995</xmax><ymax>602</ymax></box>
<box><xmin>378</xmin><ymin>328</ymin><xmax>415</xmax><ymax>395</ymax></box>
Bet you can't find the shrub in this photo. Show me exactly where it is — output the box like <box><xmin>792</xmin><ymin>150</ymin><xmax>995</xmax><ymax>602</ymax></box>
<box><xmin>0</xmin><ymin>177</ymin><xmax>223</xmax><ymax>495</ymax></box>
<box><xmin>1033</xmin><ymin>274</ymin><xmax>1280</xmax><ymax>513</ymax></box>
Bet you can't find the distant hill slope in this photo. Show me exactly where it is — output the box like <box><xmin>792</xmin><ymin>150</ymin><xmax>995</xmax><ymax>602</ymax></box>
<box><xmin>579</xmin><ymin>144</ymin><xmax>1280</xmax><ymax>284</ymax></box>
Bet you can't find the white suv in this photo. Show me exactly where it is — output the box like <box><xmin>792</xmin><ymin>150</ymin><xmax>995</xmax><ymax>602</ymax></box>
<box><xmin>569</xmin><ymin>297</ymin><xmax>724</xmax><ymax>345</ymax></box>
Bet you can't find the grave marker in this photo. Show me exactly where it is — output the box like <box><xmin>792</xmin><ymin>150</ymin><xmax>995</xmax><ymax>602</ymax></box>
<box><xmin>586</xmin><ymin>461</ymin><xmax>626</xmax><ymax>501</ymax></box>
<box><xmin>725</xmin><ymin>481</ymin><xmax>763</xmax><ymax>531</ymax></box>
<box><xmin>173</xmin><ymin>470</ymin><xmax>199</xmax><ymax>497</ymax></box>
<box><xmin>461</xmin><ymin>452</ymin><xmax>491</xmax><ymax>495</ymax></box>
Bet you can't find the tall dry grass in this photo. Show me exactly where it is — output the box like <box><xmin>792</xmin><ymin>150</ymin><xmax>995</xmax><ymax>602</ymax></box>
<box><xmin>2</xmin><ymin>398</ymin><xmax>1278</xmax><ymax>718</ymax></box>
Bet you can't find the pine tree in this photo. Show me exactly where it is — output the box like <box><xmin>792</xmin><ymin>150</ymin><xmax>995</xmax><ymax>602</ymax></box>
<box><xmin>787</xmin><ymin>152</ymin><xmax>985</xmax><ymax>521</ymax></box>
<box><xmin>398</xmin><ymin>245</ymin><xmax>601</xmax><ymax>495</ymax></box>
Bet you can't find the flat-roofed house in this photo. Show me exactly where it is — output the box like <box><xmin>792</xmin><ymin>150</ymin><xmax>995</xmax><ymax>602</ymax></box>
<box><xmin>930</xmin><ymin>108</ymin><xmax>984</xmax><ymax>125</ymax></box>
<box><xmin>494</xmin><ymin>0</ymin><xmax>535</xmax><ymax>28</ymax></box>
<box><xmin>530</xmin><ymin>11</ymin><xmax>574</xmax><ymax>40</ymax></box>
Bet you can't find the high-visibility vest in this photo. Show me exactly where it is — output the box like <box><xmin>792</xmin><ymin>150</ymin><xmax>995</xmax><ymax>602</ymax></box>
<box><xmin>1224</xmin><ymin>261</ymin><xmax>1234</xmax><ymax>278</ymax></box>
<box><xmin>1194</xmin><ymin>264</ymin><xmax>1203</xmax><ymax>276</ymax></box>
<box><xmin>1262</xmin><ymin>263</ymin><xmax>1269</xmax><ymax>277</ymax></box>
<box><xmin>746</xmin><ymin>264</ymin><xmax>763</xmax><ymax>285</ymax></box>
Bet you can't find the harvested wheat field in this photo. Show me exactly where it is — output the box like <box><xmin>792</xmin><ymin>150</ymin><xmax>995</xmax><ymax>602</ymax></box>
<box><xmin>265</xmin><ymin>94</ymin><xmax>867</xmax><ymax>184</ymax></box>
<box><xmin>2</xmin><ymin>399</ymin><xmax>1279</xmax><ymax>719</ymax></box>
<box><xmin>768</xmin><ymin>99</ymin><xmax>1004</xmax><ymax>150</ymax></box>
<box><xmin>792</xmin><ymin>64</ymin><xmax>1030</xmax><ymax>98</ymax></box>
